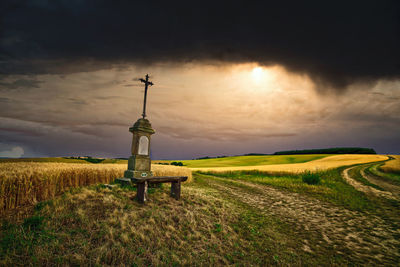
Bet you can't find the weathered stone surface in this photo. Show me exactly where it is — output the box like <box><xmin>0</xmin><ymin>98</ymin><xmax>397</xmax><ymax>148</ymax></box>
<box><xmin>115</xmin><ymin>177</ymin><xmax>132</xmax><ymax>186</ymax></box>
<box><xmin>104</xmin><ymin>184</ymin><xmax>118</xmax><ymax>189</ymax></box>
<box><xmin>123</xmin><ymin>170</ymin><xmax>153</xmax><ymax>179</ymax></box>
<box><xmin>129</xmin><ymin>118</ymin><xmax>155</xmax><ymax>134</ymax></box>
<box><xmin>127</xmin><ymin>155</ymin><xmax>151</xmax><ymax>171</ymax></box>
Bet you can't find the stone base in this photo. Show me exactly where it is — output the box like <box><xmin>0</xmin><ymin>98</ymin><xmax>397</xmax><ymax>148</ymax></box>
<box><xmin>127</xmin><ymin>155</ymin><xmax>151</xmax><ymax>171</ymax></box>
<box><xmin>124</xmin><ymin>170</ymin><xmax>153</xmax><ymax>179</ymax></box>
<box><xmin>115</xmin><ymin>177</ymin><xmax>132</xmax><ymax>186</ymax></box>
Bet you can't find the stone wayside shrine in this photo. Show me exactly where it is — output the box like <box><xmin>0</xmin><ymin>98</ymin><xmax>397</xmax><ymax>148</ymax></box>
<box><xmin>116</xmin><ymin>74</ymin><xmax>188</xmax><ymax>203</ymax></box>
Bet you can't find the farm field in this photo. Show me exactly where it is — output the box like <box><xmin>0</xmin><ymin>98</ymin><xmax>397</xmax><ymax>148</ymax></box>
<box><xmin>0</xmin><ymin>157</ymin><xmax>128</xmax><ymax>164</ymax></box>
<box><xmin>155</xmin><ymin>154</ymin><xmax>329</xmax><ymax>168</ymax></box>
<box><xmin>1</xmin><ymin>155</ymin><xmax>399</xmax><ymax>265</ymax></box>
<box><xmin>380</xmin><ymin>155</ymin><xmax>400</xmax><ymax>174</ymax></box>
<box><xmin>0</xmin><ymin>163</ymin><xmax>191</xmax><ymax>214</ymax></box>
<box><xmin>189</xmin><ymin>154</ymin><xmax>389</xmax><ymax>172</ymax></box>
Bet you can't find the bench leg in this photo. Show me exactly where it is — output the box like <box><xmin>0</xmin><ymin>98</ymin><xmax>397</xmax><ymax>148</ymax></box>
<box><xmin>171</xmin><ymin>181</ymin><xmax>181</xmax><ymax>200</ymax></box>
<box><xmin>137</xmin><ymin>181</ymin><xmax>148</xmax><ymax>203</ymax></box>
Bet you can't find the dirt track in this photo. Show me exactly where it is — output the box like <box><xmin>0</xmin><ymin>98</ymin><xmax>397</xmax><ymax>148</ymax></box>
<box><xmin>201</xmin><ymin>174</ymin><xmax>400</xmax><ymax>265</ymax></box>
<box><xmin>360</xmin><ymin>167</ymin><xmax>400</xmax><ymax>200</ymax></box>
<box><xmin>342</xmin><ymin>166</ymin><xmax>396</xmax><ymax>200</ymax></box>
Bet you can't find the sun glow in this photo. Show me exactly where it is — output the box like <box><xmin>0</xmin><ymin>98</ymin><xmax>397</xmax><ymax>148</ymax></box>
<box><xmin>251</xmin><ymin>66</ymin><xmax>266</xmax><ymax>85</ymax></box>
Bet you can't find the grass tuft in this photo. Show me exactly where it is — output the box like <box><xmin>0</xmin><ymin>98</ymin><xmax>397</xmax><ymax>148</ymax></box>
<box><xmin>302</xmin><ymin>172</ymin><xmax>321</xmax><ymax>185</ymax></box>
<box><xmin>22</xmin><ymin>216</ymin><xmax>44</xmax><ymax>231</ymax></box>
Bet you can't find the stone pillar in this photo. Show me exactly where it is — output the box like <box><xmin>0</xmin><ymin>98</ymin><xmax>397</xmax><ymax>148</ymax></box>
<box><xmin>116</xmin><ymin>118</ymin><xmax>155</xmax><ymax>202</ymax></box>
<box><xmin>123</xmin><ymin>118</ymin><xmax>155</xmax><ymax>180</ymax></box>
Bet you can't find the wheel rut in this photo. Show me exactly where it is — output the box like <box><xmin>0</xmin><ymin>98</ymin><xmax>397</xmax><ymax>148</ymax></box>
<box><xmin>342</xmin><ymin>166</ymin><xmax>396</xmax><ymax>200</ymax></box>
<box><xmin>360</xmin><ymin>167</ymin><xmax>400</xmax><ymax>200</ymax></box>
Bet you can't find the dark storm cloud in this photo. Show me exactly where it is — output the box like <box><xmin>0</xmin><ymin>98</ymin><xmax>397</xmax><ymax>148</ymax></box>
<box><xmin>0</xmin><ymin>78</ymin><xmax>43</xmax><ymax>89</ymax></box>
<box><xmin>1</xmin><ymin>0</ymin><xmax>399</xmax><ymax>89</ymax></box>
<box><xmin>156</xmin><ymin>125</ymin><xmax>296</xmax><ymax>141</ymax></box>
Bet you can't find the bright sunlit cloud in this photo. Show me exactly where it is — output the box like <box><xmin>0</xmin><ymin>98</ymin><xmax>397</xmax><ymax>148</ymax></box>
<box><xmin>252</xmin><ymin>67</ymin><xmax>264</xmax><ymax>84</ymax></box>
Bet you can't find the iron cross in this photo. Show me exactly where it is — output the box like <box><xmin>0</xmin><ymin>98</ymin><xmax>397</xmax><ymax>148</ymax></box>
<box><xmin>139</xmin><ymin>74</ymin><xmax>154</xmax><ymax>119</ymax></box>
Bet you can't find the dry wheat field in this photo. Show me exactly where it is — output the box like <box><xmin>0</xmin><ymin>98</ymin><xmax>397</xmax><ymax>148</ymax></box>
<box><xmin>381</xmin><ymin>155</ymin><xmax>400</xmax><ymax>173</ymax></box>
<box><xmin>190</xmin><ymin>154</ymin><xmax>389</xmax><ymax>172</ymax></box>
<box><xmin>0</xmin><ymin>163</ymin><xmax>192</xmax><ymax>214</ymax></box>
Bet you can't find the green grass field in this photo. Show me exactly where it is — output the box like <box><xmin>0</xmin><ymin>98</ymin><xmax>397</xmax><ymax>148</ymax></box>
<box><xmin>156</xmin><ymin>154</ymin><xmax>329</xmax><ymax>168</ymax></box>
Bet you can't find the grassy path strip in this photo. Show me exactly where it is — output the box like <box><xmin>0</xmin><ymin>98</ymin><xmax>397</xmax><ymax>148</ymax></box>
<box><xmin>367</xmin><ymin>160</ymin><xmax>400</xmax><ymax>186</ymax></box>
<box><xmin>348</xmin><ymin>164</ymin><xmax>385</xmax><ymax>191</ymax></box>
<box><xmin>197</xmin><ymin>173</ymin><xmax>400</xmax><ymax>265</ymax></box>
<box><xmin>343</xmin><ymin>166</ymin><xmax>396</xmax><ymax>200</ymax></box>
<box><xmin>360</xmin><ymin>167</ymin><xmax>400</xmax><ymax>200</ymax></box>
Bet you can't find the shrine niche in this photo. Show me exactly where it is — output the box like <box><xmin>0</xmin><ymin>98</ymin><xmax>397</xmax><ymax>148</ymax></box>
<box><xmin>138</xmin><ymin>136</ymin><xmax>149</xmax><ymax>156</ymax></box>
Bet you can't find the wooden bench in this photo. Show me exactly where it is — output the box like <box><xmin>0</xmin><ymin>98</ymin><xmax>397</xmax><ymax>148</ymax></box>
<box><xmin>118</xmin><ymin>176</ymin><xmax>188</xmax><ymax>203</ymax></box>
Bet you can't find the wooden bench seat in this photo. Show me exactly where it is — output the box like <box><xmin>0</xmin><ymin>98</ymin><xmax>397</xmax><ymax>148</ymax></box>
<box><xmin>129</xmin><ymin>176</ymin><xmax>188</xmax><ymax>203</ymax></box>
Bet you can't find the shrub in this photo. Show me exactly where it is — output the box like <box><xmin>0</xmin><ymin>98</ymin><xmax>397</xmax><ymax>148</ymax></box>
<box><xmin>302</xmin><ymin>172</ymin><xmax>321</xmax><ymax>185</ymax></box>
<box><xmin>23</xmin><ymin>216</ymin><xmax>45</xmax><ymax>231</ymax></box>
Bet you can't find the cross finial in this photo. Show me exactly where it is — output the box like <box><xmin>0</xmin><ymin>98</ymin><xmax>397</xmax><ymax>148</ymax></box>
<box><xmin>139</xmin><ymin>74</ymin><xmax>154</xmax><ymax>119</ymax></box>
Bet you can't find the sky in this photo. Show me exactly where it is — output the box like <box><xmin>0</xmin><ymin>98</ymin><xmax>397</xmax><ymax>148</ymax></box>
<box><xmin>0</xmin><ymin>1</ymin><xmax>399</xmax><ymax>159</ymax></box>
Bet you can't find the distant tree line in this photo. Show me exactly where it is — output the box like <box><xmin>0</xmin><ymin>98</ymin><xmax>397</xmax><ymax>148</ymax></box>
<box><xmin>273</xmin><ymin>147</ymin><xmax>376</xmax><ymax>155</ymax></box>
<box><xmin>156</xmin><ymin>161</ymin><xmax>184</xmax><ymax>166</ymax></box>
<box><xmin>65</xmin><ymin>156</ymin><xmax>105</xmax><ymax>163</ymax></box>
<box><xmin>195</xmin><ymin>155</ymin><xmax>228</xmax><ymax>160</ymax></box>
<box><xmin>243</xmin><ymin>153</ymin><xmax>270</xmax><ymax>156</ymax></box>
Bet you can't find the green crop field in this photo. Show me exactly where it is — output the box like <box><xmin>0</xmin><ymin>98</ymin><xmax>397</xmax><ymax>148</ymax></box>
<box><xmin>156</xmin><ymin>154</ymin><xmax>330</xmax><ymax>168</ymax></box>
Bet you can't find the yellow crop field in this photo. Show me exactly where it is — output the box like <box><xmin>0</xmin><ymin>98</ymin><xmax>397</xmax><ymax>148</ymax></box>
<box><xmin>0</xmin><ymin>163</ymin><xmax>191</xmax><ymax>214</ymax></box>
<box><xmin>152</xmin><ymin>164</ymin><xmax>193</xmax><ymax>182</ymax></box>
<box><xmin>191</xmin><ymin>154</ymin><xmax>388</xmax><ymax>173</ymax></box>
<box><xmin>380</xmin><ymin>155</ymin><xmax>400</xmax><ymax>173</ymax></box>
